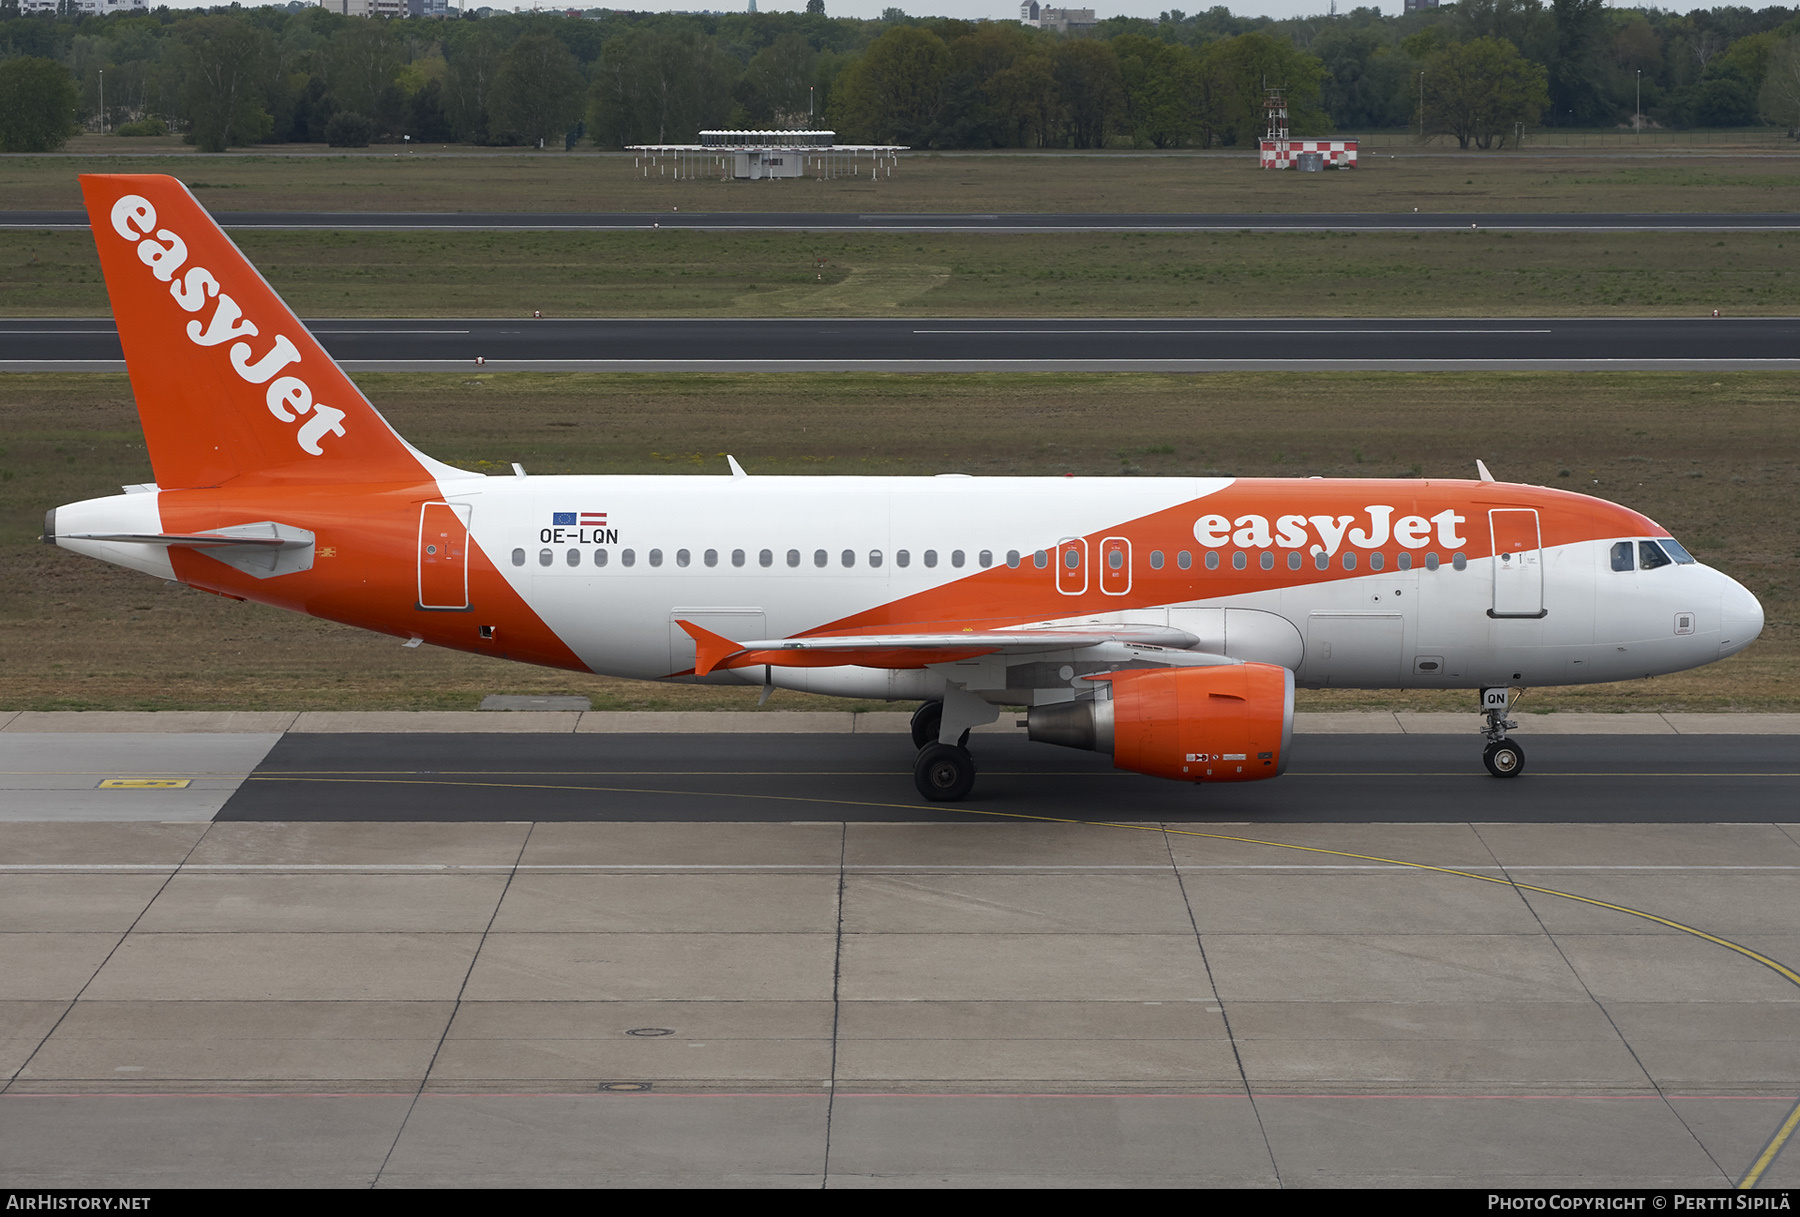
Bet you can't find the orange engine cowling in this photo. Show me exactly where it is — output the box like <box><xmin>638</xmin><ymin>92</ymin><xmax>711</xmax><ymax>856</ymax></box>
<box><xmin>1025</xmin><ymin>662</ymin><xmax>1294</xmax><ymax>783</ymax></box>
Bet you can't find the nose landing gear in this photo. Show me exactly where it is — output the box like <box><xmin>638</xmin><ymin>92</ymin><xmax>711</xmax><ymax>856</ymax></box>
<box><xmin>1480</xmin><ymin>687</ymin><xmax>1525</xmax><ymax>778</ymax></box>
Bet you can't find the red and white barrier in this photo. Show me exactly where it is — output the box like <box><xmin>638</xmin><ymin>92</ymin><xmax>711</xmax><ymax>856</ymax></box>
<box><xmin>1259</xmin><ymin>139</ymin><xmax>1358</xmax><ymax>169</ymax></box>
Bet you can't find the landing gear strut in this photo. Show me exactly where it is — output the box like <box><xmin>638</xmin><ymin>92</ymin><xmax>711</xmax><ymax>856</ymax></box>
<box><xmin>1480</xmin><ymin>687</ymin><xmax>1525</xmax><ymax>778</ymax></box>
<box><xmin>910</xmin><ymin>700</ymin><xmax>968</xmax><ymax>750</ymax></box>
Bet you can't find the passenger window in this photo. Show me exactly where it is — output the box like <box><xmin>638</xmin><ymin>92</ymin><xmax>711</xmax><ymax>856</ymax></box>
<box><xmin>758</xmin><ymin>549</ymin><xmax>772</xmax><ymax>567</ymax></box>
<box><xmin>1661</xmin><ymin>538</ymin><xmax>1697</xmax><ymax>564</ymax></box>
<box><xmin>1204</xmin><ymin>551</ymin><xmax>1219</xmax><ymax>570</ymax></box>
<box><xmin>952</xmin><ymin>550</ymin><xmax>965</xmax><ymax>568</ymax></box>
<box><xmin>1110</xmin><ymin>549</ymin><xmax>1126</xmax><ymax>570</ymax></box>
<box><xmin>1424</xmin><ymin>552</ymin><xmax>1439</xmax><ymax>571</ymax></box>
<box><xmin>538</xmin><ymin>548</ymin><xmax>553</xmax><ymax>567</ymax></box>
<box><xmin>1369</xmin><ymin>553</ymin><xmax>1384</xmax><ymax>571</ymax></box>
<box><xmin>841</xmin><ymin>549</ymin><xmax>855</xmax><ymax>568</ymax></box>
<box><xmin>1639</xmin><ymin>541</ymin><xmax>1672</xmax><ymax>571</ymax></box>
<box><xmin>1177</xmin><ymin>551</ymin><xmax>1192</xmax><ymax>570</ymax></box>
<box><xmin>566</xmin><ymin>549</ymin><xmax>580</xmax><ymax>567</ymax></box>
<box><xmin>595</xmin><ymin>549</ymin><xmax>608</xmax><ymax>567</ymax></box>
<box><xmin>1260</xmin><ymin>551</ymin><xmax>1275</xmax><ymax>570</ymax></box>
<box><xmin>1006</xmin><ymin>550</ymin><xmax>1021</xmax><ymax>568</ymax></box>
<box><xmin>1452</xmin><ymin>552</ymin><xmax>1467</xmax><ymax>571</ymax></box>
<box><xmin>871</xmin><ymin>550</ymin><xmax>884</xmax><ymax>568</ymax></box>
<box><xmin>814</xmin><ymin>549</ymin><xmax>828</xmax><ymax>568</ymax></box>
<box><xmin>787</xmin><ymin>549</ymin><xmax>800</xmax><ymax>568</ymax></box>
<box><xmin>1064</xmin><ymin>549</ymin><xmax>1079</xmax><ymax>569</ymax></box>
<box><xmin>1396</xmin><ymin>552</ymin><xmax>1411</xmax><ymax>571</ymax></box>
<box><xmin>649</xmin><ymin>549</ymin><xmax>663</xmax><ymax>568</ymax></box>
<box><xmin>1231</xmin><ymin>552</ymin><xmax>1246</xmax><ymax>570</ymax></box>
<box><xmin>897</xmin><ymin>550</ymin><xmax>911</xmax><ymax>567</ymax></box>
<box><xmin>925</xmin><ymin>550</ymin><xmax>939</xmax><ymax>568</ymax></box>
<box><xmin>1611</xmin><ymin>542</ymin><xmax>1634</xmax><ymax>571</ymax></box>
<box><xmin>511</xmin><ymin>548</ymin><xmax>525</xmax><ymax>567</ymax></box>
<box><xmin>1342</xmin><ymin>552</ymin><xmax>1356</xmax><ymax>571</ymax></box>
<box><xmin>1314</xmin><ymin>552</ymin><xmax>1329</xmax><ymax>571</ymax></box>
<box><xmin>622</xmin><ymin>549</ymin><xmax>637</xmax><ymax>567</ymax></box>
<box><xmin>675</xmin><ymin>549</ymin><xmax>690</xmax><ymax>568</ymax></box>
<box><xmin>1149</xmin><ymin>550</ymin><xmax>1164</xmax><ymax>570</ymax></box>
<box><xmin>979</xmin><ymin>550</ymin><xmax>992</xmax><ymax>568</ymax></box>
<box><xmin>704</xmin><ymin>549</ymin><xmax>718</xmax><ymax>568</ymax></box>
<box><xmin>1033</xmin><ymin>550</ymin><xmax>1048</xmax><ymax>569</ymax></box>
<box><xmin>732</xmin><ymin>549</ymin><xmax>745</xmax><ymax>568</ymax></box>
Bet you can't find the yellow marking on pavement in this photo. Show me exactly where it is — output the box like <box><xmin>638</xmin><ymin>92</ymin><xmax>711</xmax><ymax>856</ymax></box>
<box><xmin>97</xmin><ymin>778</ymin><xmax>192</xmax><ymax>789</ymax></box>
<box><xmin>1741</xmin><ymin>1097</ymin><xmax>1800</xmax><ymax>1190</ymax></box>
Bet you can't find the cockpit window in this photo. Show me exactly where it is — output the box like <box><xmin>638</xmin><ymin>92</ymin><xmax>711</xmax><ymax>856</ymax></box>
<box><xmin>1659</xmin><ymin>538</ymin><xmax>1697</xmax><ymax>564</ymax></box>
<box><xmin>1610</xmin><ymin>541</ymin><xmax>1634</xmax><ymax>572</ymax></box>
<box><xmin>1639</xmin><ymin>540</ymin><xmax>1673</xmax><ymax>571</ymax></box>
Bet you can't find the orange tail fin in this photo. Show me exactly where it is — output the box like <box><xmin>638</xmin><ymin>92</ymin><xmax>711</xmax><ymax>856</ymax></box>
<box><xmin>79</xmin><ymin>174</ymin><xmax>462</xmax><ymax>490</ymax></box>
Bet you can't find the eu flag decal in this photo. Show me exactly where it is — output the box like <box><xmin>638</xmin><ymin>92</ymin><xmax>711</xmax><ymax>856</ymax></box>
<box><xmin>553</xmin><ymin>512</ymin><xmax>576</xmax><ymax>526</ymax></box>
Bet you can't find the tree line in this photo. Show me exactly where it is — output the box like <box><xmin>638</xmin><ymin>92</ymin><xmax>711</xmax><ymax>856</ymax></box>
<box><xmin>1</xmin><ymin>2</ymin><xmax>1797</xmax><ymax>156</ymax></box>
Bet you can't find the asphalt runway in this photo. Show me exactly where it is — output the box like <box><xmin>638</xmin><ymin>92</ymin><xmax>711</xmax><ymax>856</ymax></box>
<box><xmin>6</xmin><ymin>209</ymin><xmax>1798</xmax><ymax>232</ymax></box>
<box><xmin>9</xmin><ymin>316</ymin><xmax>1800</xmax><ymax>370</ymax></box>
<box><xmin>222</xmin><ymin>733</ymin><xmax>1800</xmax><ymax>823</ymax></box>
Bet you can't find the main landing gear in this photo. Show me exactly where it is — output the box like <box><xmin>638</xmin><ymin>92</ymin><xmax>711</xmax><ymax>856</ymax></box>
<box><xmin>1480</xmin><ymin>687</ymin><xmax>1525</xmax><ymax>778</ymax></box>
<box><xmin>911</xmin><ymin>699</ymin><xmax>976</xmax><ymax>802</ymax></box>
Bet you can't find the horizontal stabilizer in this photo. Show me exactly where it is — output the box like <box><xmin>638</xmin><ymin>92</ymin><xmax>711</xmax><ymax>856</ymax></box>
<box><xmin>66</xmin><ymin>531</ymin><xmax>285</xmax><ymax>547</ymax></box>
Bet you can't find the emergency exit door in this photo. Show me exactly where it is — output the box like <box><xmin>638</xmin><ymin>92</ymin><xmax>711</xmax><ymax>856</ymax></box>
<box><xmin>1489</xmin><ymin>508</ymin><xmax>1544</xmax><ymax>618</ymax></box>
<box><xmin>1056</xmin><ymin>537</ymin><xmax>1088</xmax><ymax>595</ymax></box>
<box><xmin>418</xmin><ymin>501</ymin><xmax>472</xmax><ymax>610</ymax></box>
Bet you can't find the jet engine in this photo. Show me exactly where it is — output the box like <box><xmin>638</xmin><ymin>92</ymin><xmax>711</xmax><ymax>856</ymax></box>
<box><xmin>1026</xmin><ymin>662</ymin><xmax>1294</xmax><ymax>783</ymax></box>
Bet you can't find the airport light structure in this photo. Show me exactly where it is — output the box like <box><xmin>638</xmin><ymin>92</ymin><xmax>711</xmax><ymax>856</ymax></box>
<box><xmin>627</xmin><ymin>131</ymin><xmax>907</xmax><ymax>182</ymax></box>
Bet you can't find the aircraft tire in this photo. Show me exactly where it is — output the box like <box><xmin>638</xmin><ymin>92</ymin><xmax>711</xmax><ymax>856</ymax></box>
<box><xmin>1483</xmin><ymin>739</ymin><xmax>1525</xmax><ymax>779</ymax></box>
<box><xmin>914</xmin><ymin>743</ymin><xmax>976</xmax><ymax>802</ymax></box>
<box><xmin>910</xmin><ymin>700</ymin><xmax>943</xmax><ymax>749</ymax></box>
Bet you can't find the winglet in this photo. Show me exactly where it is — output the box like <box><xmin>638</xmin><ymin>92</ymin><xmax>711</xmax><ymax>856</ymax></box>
<box><xmin>1476</xmin><ymin>459</ymin><xmax>1496</xmax><ymax>483</ymax></box>
<box><xmin>727</xmin><ymin>455</ymin><xmax>747</xmax><ymax>480</ymax></box>
<box><xmin>676</xmin><ymin>618</ymin><xmax>746</xmax><ymax>676</ymax></box>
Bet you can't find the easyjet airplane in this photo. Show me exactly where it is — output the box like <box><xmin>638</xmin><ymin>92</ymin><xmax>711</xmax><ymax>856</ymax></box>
<box><xmin>45</xmin><ymin>175</ymin><xmax>1765</xmax><ymax>801</ymax></box>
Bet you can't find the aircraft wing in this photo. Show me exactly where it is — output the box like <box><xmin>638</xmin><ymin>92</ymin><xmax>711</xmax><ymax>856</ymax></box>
<box><xmin>677</xmin><ymin>619</ymin><xmax>1199</xmax><ymax>676</ymax></box>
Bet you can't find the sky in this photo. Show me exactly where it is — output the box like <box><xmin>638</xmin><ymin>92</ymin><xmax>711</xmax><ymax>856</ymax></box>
<box><xmin>150</xmin><ymin>1</ymin><xmax>1740</xmax><ymax>22</ymax></box>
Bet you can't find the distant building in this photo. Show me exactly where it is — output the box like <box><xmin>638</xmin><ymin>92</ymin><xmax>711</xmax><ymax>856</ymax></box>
<box><xmin>1020</xmin><ymin>4</ymin><xmax>1098</xmax><ymax>32</ymax></box>
<box><xmin>407</xmin><ymin>0</ymin><xmax>452</xmax><ymax>15</ymax></box>
<box><xmin>1403</xmin><ymin>0</ymin><xmax>1439</xmax><ymax>10</ymax></box>
<box><xmin>20</xmin><ymin>0</ymin><xmax>148</xmax><ymax>13</ymax></box>
<box><xmin>319</xmin><ymin>0</ymin><xmax>409</xmax><ymax>14</ymax></box>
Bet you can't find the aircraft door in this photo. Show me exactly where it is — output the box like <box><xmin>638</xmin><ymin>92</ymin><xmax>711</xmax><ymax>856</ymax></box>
<box><xmin>1057</xmin><ymin>538</ymin><xmax>1088</xmax><ymax>595</ymax></box>
<box><xmin>1489</xmin><ymin>509</ymin><xmax>1545</xmax><ymax>618</ymax></box>
<box><xmin>417</xmin><ymin>501</ymin><xmax>471</xmax><ymax>610</ymax></box>
<box><xmin>1100</xmin><ymin>537</ymin><xmax>1131</xmax><ymax>595</ymax></box>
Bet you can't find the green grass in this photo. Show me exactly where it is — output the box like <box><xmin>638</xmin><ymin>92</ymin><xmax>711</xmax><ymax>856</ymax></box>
<box><xmin>6</xmin><ymin>228</ymin><xmax>1798</xmax><ymax>318</ymax></box>
<box><xmin>2</xmin><ymin>370</ymin><xmax>1795</xmax><ymax>712</ymax></box>
<box><xmin>7</xmin><ymin>140</ymin><xmax>1800</xmax><ymax>215</ymax></box>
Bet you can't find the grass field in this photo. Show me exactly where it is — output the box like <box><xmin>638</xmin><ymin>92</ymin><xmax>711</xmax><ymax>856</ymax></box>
<box><xmin>8</xmin><ymin>140</ymin><xmax>1800</xmax><ymax>215</ymax></box>
<box><xmin>2</xmin><ymin>370</ymin><xmax>1793</xmax><ymax>713</ymax></box>
<box><xmin>6</xmin><ymin>228</ymin><xmax>1797</xmax><ymax>318</ymax></box>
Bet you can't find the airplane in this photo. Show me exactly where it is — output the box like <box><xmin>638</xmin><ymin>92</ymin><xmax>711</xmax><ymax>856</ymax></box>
<box><xmin>43</xmin><ymin>174</ymin><xmax>1766</xmax><ymax>802</ymax></box>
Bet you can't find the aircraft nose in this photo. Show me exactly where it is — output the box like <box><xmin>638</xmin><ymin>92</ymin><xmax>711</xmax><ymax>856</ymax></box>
<box><xmin>1718</xmin><ymin>574</ymin><xmax>1764</xmax><ymax>657</ymax></box>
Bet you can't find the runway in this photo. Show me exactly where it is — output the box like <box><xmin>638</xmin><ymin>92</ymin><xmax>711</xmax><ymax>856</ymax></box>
<box><xmin>6</xmin><ymin>209</ymin><xmax>1798</xmax><ymax>233</ymax></box>
<box><xmin>8</xmin><ymin>316</ymin><xmax>1800</xmax><ymax>373</ymax></box>
<box><xmin>223</xmin><ymin>732</ymin><xmax>1800</xmax><ymax>824</ymax></box>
